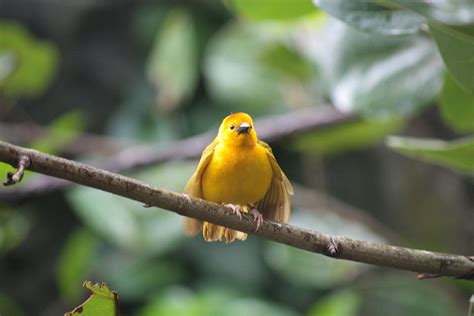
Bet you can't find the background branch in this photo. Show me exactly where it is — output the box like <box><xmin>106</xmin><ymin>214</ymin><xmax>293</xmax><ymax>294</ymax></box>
<box><xmin>1</xmin><ymin>140</ymin><xmax>473</xmax><ymax>280</ymax></box>
<box><xmin>0</xmin><ymin>106</ymin><xmax>355</xmax><ymax>201</ymax></box>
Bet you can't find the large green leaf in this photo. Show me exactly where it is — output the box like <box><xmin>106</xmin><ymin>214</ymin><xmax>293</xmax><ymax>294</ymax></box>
<box><xmin>439</xmin><ymin>72</ymin><xmax>474</xmax><ymax>132</ymax></box>
<box><xmin>299</xmin><ymin>18</ymin><xmax>443</xmax><ymax>118</ymax></box>
<box><xmin>67</xmin><ymin>161</ymin><xmax>195</xmax><ymax>254</ymax></box>
<box><xmin>313</xmin><ymin>0</ymin><xmax>423</xmax><ymax>35</ymax></box>
<box><xmin>0</xmin><ymin>21</ymin><xmax>58</xmax><ymax>98</ymax></box>
<box><xmin>429</xmin><ymin>22</ymin><xmax>474</xmax><ymax>94</ymax></box>
<box><xmin>204</xmin><ymin>22</ymin><xmax>320</xmax><ymax>115</ymax></box>
<box><xmin>225</xmin><ymin>0</ymin><xmax>316</xmax><ymax>21</ymax></box>
<box><xmin>147</xmin><ymin>10</ymin><xmax>199</xmax><ymax>111</ymax></box>
<box><xmin>386</xmin><ymin>136</ymin><xmax>474</xmax><ymax>174</ymax></box>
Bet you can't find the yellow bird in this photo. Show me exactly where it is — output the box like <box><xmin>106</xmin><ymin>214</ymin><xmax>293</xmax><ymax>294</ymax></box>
<box><xmin>183</xmin><ymin>112</ymin><xmax>293</xmax><ymax>243</ymax></box>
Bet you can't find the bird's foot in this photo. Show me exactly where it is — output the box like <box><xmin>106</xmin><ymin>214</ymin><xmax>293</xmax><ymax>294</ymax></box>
<box><xmin>250</xmin><ymin>208</ymin><xmax>263</xmax><ymax>231</ymax></box>
<box><xmin>224</xmin><ymin>203</ymin><xmax>243</xmax><ymax>220</ymax></box>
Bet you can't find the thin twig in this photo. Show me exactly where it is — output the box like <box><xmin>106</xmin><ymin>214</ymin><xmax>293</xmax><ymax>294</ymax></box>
<box><xmin>0</xmin><ymin>140</ymin><xmax>473</xmax><ymax>280</ymax></box>
<box><xmin>3</xmin><ymin>155</ymin><xmax>29</xmax><ymax>186</ymax></box>
<box><xmin>0</xmin><ymin>107</ymin><xmax>356</xmax><ymax>201</ymax></box>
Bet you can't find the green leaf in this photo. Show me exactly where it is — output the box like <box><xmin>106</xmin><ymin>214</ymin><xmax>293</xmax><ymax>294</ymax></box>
<box><xmin>226</xmin><ymin>0</ymin><xmax>316</xmax><ymax>21</ymax></box>
<box><xmin>429</xmin><ymin>22</ymin><xmax>474</xmax><ymax>94</ymax></box>
<box><xmin>147</xmin><ymin>10</ymin><xmax>199</xmax><ymax>111</ymax></box>
<box><xmin>290</xmin><ymin>119</ymin><xmax>403</xmax><ymax>155</ymax></box>
<box><xmin>57</xmin><ymin>229</ymin><xmax>98</xmax><ymax>302</ymax></box>
<box><xmin>386</xmin><ymin>136</ymin><xmax>474</xmax><ymax>174</ymax></box>
<box><xmin>65</xmin><ymin>281</ymin><xmax>119</xmax><ymax>316</ymax></box>
<box><xmin>308</xmin><ymin>290</ymin><xmax>361</xmax><ymax>316</ymax></box>
<box><xmin>264</xmin><ymin>210</ymin><xmax>386</xmax><ymax>289</ymax></box>
<box><xmin>204</xmin><ymin>23</ymin><xmax>320</xmax><ymax>115</ymax></box>
<box><xmin>0</xmin><ymin>21</ymin><xmax>58</xmax><ymax>98</ymax></box>
<box><xmin>313</xmin><ymin>0</ymin><xmax>424</xmax><ymax>35</ymax></box>
<box><xmin>302</xmin><ymin>18</ymin><xmax>443</xmax><ymax>118</ymax></box>
<box><xmin>67</xmin><ymin>161</ymin><xmax>195</xmax><ymax>254</ymax></box>
<box><xmin>439</xmin><ymin>72</ymin><xmax>474</xmax><ymax>131</ymax></box>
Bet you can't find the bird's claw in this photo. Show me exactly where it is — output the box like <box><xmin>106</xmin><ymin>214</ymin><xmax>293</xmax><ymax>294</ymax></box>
<box><xmin>250</xmin><ymin>208</ymin><xmax>263</xmax><ymax>231</ymax></box>
<box><xmin>224</xmin><ymin>203</ymin><xmax>243</xmax><ymax>220</ymax></box>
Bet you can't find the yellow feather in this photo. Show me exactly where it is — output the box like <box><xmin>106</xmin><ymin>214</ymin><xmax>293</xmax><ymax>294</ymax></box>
<box><xmin>183</xmin><ymin>113</ymin><xmax>292</xmax><ymax>243</ymax></box>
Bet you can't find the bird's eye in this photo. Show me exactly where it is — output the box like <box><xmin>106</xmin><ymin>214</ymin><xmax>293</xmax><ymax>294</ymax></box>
<box><xmin>230</xmin><ymin>124</ymin><xmax>235</xmax><ymax>130</ymax></box>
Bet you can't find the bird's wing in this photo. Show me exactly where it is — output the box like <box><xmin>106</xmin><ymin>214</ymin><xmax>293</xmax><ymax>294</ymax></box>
<box><xmin>183</xmin><ymin>139</ymin><xmax>217</xmax><ymax>235</ymax></box>
<box><xmin>256</xmin><ymin>140</ymin><xmax>293</xmax><ymax>223</ymax></box>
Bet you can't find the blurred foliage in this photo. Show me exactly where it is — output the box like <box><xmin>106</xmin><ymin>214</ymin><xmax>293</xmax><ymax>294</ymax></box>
<box><xmin>290</xmin><ymin>119</ymin><xmax>403</xmax><ymax>156</ymax></box>
<box><xmin>387</xmin><ymin>136</ymin><xmax>474</xmax><ymax>174</ymax></box>
<box><xmin>65</xmin><ymin>281</ymin><xmax>118</xmax><ymax>316</ymax></box>
<box><xmin>0</xmin><ymin>0</ymin><xmax>473</xmax><ymax>315</ymax></box>
<box><xmin>439</xmin><ymin>72</ymin><xmax>474</xmax><ymax>132</ymax></box>
<box><xmin>0</xmin><ymin>293</ymin><xmax>26</xmax><ymax>316</ymax></box>
<box><xmin>146</xmin><ymin>9</ymin><xmax>199</xmax><ymax>112</ymax></box>
<box><xmin>0</xmin><ymin>206</ymin><xmax>30</xmax><ymax>254</ymax></box>
<box><xmin>67</xmin><ymin>161</ymin><xmax>192</xmax><ymax>253</ymax></box>
<box><xmin>265</xmin><ymin>210</ymin><xmax>384</xmax><ymax>289</ymax></box>
<box><xmin>0</xmin><ymin>20</ymin><xmax>58</xmax><ymax>98</ymax></box>
<box><xmin>428</xmin><ymin>22</ymin><xmax>474</xmax><ymax>94</ymax></box>
<box><xmin>312</xmin><ymin>0</ymin><xmax>424</xmax><ymax>35</ymax></box>
<box><xmin>225</xmin><ymin>0</ymin><xmax>316</xmax><ymax>21</ymax></box>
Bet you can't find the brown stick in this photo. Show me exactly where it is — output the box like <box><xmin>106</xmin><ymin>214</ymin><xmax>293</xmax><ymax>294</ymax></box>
<box><xmin>0</xmin><ymin>107</ymin><xmax>356</xmax><ymax>201</ymax></box>
<box><xmin>0</xmin><ymin>140</ymin><xmax>473</xmax><ymax>280</ymax></box>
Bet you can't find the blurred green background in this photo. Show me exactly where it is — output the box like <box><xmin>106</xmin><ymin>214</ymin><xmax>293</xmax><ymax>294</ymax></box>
<box><xmin>0</xmin><ymin>0</ymin><xmax>473</xmax><ymax>315</ymax></box>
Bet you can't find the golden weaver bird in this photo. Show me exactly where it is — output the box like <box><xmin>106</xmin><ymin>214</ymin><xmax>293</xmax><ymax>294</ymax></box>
<box><xmin>183</xmin><ymin>112</ymin><xmax>293</xmax><ymax>243</ymax></box>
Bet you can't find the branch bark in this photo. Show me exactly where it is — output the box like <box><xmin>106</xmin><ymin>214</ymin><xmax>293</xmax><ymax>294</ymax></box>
<box><xmin>1</xmin><ymin>140</ymin><xmax>473</xmax><ymax>280</ymax></box>
<box><xmin>0</xmin><ymin>107</ymin><xmax>355</xmax><ymax>201</ymax></box>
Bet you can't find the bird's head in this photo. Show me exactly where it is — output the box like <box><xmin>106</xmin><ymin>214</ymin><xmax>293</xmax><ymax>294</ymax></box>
<box><xmin>218</xmin><ymin>112</ymin><xmax>257</xmax><ymax>146</ymax></box>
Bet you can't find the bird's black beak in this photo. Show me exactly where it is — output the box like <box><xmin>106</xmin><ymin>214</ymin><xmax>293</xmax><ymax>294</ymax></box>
<box><xmin>237</xmin><ymin>122</ymin><xmax>251</xmax><ymax>134</ymax></box>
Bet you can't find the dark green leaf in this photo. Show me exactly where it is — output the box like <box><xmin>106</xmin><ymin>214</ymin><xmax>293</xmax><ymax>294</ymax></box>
<box><xmin>147</xmin><ymin>10</ymin><xmax>199</xmax><ymax>111</ymax></box>
<box><xmin>226</xmin><ymin>0</ymin><xmax>316</xmax><ymax>21</ymax></box>
<box><xmin>313</xmin><ymin>0</ymin><xmax>423</xmax><ymax>35</ymax></box>
<box><xmin>387</xmin><ymin>136</ymin><xmax>474</xmax><ymax>174</ymax></box>
<box><xmin>429</xmin><ymin>22</ymin><xmax>474</xmax><ymax>94</ymax></box>
<box><xmin>439</xmin><ymin>72</ymin><xmax>474</xmax><ymax>131</ymax></box>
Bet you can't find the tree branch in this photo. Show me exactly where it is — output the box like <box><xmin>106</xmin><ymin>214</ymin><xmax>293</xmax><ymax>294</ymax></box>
<box><xmin>1</xmin><ymin>140</ymin><xmax>473</xmax><ymax>280</ymax></box>
<box><xmin>0</xmin><ymin>107</ymin><xmax>355</xmax><ymax>201</ymax></box>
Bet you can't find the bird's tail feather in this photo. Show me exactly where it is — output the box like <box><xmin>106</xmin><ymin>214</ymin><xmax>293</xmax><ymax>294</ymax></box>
<box><xmin>203</xmin><ymin>222</ymin><xmax>247</xmax><ymax>243</ymax></box>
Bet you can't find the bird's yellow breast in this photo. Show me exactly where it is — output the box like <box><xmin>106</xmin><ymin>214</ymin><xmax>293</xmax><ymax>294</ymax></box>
<box><xmin>202</xmin><ymin>143</ymin><xmax>272</xmax><ymax>205</ymax></box>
